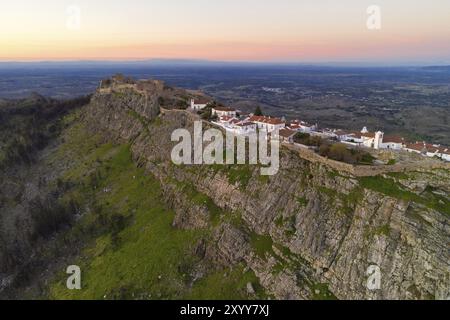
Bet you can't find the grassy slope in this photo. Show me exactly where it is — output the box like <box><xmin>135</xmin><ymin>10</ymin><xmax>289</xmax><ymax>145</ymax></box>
<box><xmin>359</xmin><ymin>174</ymin><xmax>450</xmax><ymax>217</ymax></box>
<box><xmin>47</xmin><ymin>112</ymin><xmax>263</xmax><ymax>300</ymax></box>
<box><xmin>43</xmin><ymin>111</ymin><xmax>448</xmax><ymax>300</ymax></box>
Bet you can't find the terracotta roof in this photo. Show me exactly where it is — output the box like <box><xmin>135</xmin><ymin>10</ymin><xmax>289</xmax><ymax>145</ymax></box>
<box><xmin>360</xmin><ymin>132</ymin><xmax>376</xmax><ymax>139</ymax></box>
<box><xmin>249</xmin><ymin>116</ymin><xmax>285</xmax><ymax>125</ymax></box>
<box><xmin>405</xmin><ymin>143</ymin><xmax>427</xmax><ymax>152</ymax></box>
<box><xmin>193</xmin><ymin>97</ymin><xmax>210</xmax><ymax>104</ymax></box>
<box><xmin>383</xmin><ymin>136</ymin><xmax>405</xmax><ymax>144</ymax></box>
<box><xmin>213</xmin><ymin>107</ymin><xmax>236</xmax><ymax>112</ymax></box>
<box><xmin>404</xmin><ymin>142</ymin><xmax>449</xmax><ymax>155</ymax></box>
<box><xmin>278</xmin><ymin>129</ymin><xmax>297</xmax><ymax>138</ymax></box>
<box><xmin>424</xmin><ymin>143</ymin><xmax>449</xmax><ymax>154</ymax></box>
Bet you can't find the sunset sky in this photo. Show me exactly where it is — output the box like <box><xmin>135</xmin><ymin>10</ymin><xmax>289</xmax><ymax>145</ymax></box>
<box><xmin>1</xmin><ymin>0</ymin><xmax>450</xmax><ymax>64</ymax></box>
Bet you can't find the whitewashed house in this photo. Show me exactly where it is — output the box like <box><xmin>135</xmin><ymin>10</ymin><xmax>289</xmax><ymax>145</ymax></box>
<box><xmin>404</xmin><ymin>142</ymin><xmax>426</xmax><ymax>155</ymax></box>
<box><xmin>288</xmin><ymin>120</ymin><xmax>317</xmax><ymax>133</ymax></box>
<box><xmin>380</xmin><ymin>136</ymin><xmax>405</xmax><ymax>150</ymax></box>
<box><xmin>249</xmin><ymin>116</ymin><xmax>286</xmax><ymax>133</ymax></box>
<box><xmin>401</xmin><ymin>141</ymin><xmax>450</xmax><ymax>161</ymax></box>
<box><xmin>422</xmin><ymin>144</ymin><xmax>450</xmax><ymax>161</ymax></box>
<box><xmin>212</xmin><ymin>107</ymin><xmax>237</xmax><ymax>118</ymax></box>
<box><xmin>277</xmin><ymin>129</ymin><xmax>297</xmax><ymax>143</ymax></box>
<box><xmin>336</xmin><ymin>128</ymin><xmax>384</xmax><ymax>150</ymax></box>
<box><xmin>190</xmin><ymin>98</ymin><xmax>211</xmax><ymax>110</ymax></box>
<box><xmin>231</xmin><ymin>122</ymin><xmax>257</xmax><ymax>135</ymax></box>
<box><xmin>335</xmin><ymin>130</ymin><xmax>357</xmax><ymax>142</ymax></box>
<box><xmin>315</xmin><ymin>129</ymin><xmax>337</xmax><ymax>139</ymax></box>
<box><xmin>213</xmin><ymin>117</ymin><xmax>257</xmax><ymax>136</ymax></box>
<box><xmin>437</xmin><ymin>148</ymin><xmax>450</xmax><ymax>161</ymax></box>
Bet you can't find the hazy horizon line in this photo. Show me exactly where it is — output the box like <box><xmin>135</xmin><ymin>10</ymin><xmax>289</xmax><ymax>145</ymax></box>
<box><xmin>0</xmin><ymin>58</ymin><xmax>449</xmax><ymax>68</ymax></box>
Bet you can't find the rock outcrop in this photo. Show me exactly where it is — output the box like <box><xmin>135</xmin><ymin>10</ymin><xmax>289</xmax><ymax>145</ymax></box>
<box><xmin>83</xmin><ymin>78</ymin><xmax>450</xmax><ymax>300</ymax></box>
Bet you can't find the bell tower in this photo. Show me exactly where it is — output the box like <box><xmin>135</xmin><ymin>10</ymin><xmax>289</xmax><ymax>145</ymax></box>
<box><xmin>374</xmin><ymin>131</ymin><xmax>384</xmax><ymax>150</ymax></box>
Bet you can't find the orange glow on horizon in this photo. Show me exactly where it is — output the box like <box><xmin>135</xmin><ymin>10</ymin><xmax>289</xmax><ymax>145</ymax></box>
<box><xmin>1</xmin><ymin>0</ymin><xmax>449</xmax><ymax>63</ymax></box>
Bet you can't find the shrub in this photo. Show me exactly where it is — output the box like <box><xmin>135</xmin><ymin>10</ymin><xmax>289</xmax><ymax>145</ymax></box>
<box><xmin>318</xmin><ymin>142</ymin><xmax>374</xmax><ymax>165</ymax></box>
<box><xmin>176</xmin><ymin>99</ymin><xmax>188</xmax><ymax>110</ymax></box>
<box><xmin>387</xmin><ymin>159</ymin><xmax>397</xmax><ymax>165</ymax></box>
<box><xmin>294</xmin><ymin>133</ymin><xmax>321</xmax><ymax>146</ymax></box>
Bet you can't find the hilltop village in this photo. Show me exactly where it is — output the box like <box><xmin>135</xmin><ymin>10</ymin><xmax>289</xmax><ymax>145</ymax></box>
<box><xmin>191</xmin><ymin>97</ymin><xmax>450</xmax><ymax>163</ymax></box>
<box><xmin>100</xmin><ymin>75</ymin><xmax>450</xmax><ymax>165</ymax></box>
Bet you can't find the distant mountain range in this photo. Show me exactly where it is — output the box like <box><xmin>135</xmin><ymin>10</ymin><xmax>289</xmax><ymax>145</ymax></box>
<box><xmin>0</xmin><ymin>59</ymin><xmax>449</xmax><ymax>69</ymax></box>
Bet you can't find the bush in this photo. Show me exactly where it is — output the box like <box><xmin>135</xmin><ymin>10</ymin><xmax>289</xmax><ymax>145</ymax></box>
<box><xmin>316</xmin><ymin>141</ymin><xmax>375</xmax><ymax>165</ymax></box>
<box><xmin>176</xmin><ymin>99</ymin><xmax>188</xmax><ymax>110</ymax></box>
<box><xmin>294</xmin><ymin>133</ymin><xmax>324</xmax><ymax>147</ymax></box>
<box><xmin>387</xmin><ymin>159</ymin><xmax>397</xmax><ymax>165</ymax></box>
<box><xmin>292</xmin><ymin>132</ymin><xmax>375</xmax><ymax>165</ymax></box>
<box><xmin>329</xmin><ymin>144</ymin><xmax>348</xmax><ymax>162</ymax></box>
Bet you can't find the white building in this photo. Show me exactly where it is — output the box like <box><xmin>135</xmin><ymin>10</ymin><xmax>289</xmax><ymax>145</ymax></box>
<box><xmin>402</xmin><ymin>142</ymin><xmax>450</xmax><ymax>161</ymax></box>
<box><xmin>437</xmin><ymin>148</ymin><xmax>450</xmax><ymax>162</ymax></box>
<box><xmin>404</xmin><ymin>142</ymin><xmax>426</xmax><ymax>155</ymax></box>
<box><xmin>335</xmin><ymin>130</ymin><xmax>356</xmax><ymax>142</ymax></box>
<box><xmin>231</xmin><ymin>122</ymin><xmax>257</xmax><ymax>135</ymax></box>
<box><xmin>423</xmin><ymin>144</ymin><xmax>450</xmax><ymax>161</ymax></box>
<box><xmin>249</xmin><ymin>116</ymin><xmax>286</xmax><ymax>133</ymax></box>
<box><xmin>315</xmin><ymin>129</ymin><xmax>337</xmax><ymax>139</ymax></box>
<box><xmin>287</xmin><ymin>120</ymin><xmax>317</xmax><ymax>133</ymax></box>
<box><xmin>336</xmin><ymin>128</ymin><xmax>384</xmax><ymax>150</ymax></box>
<box><xmin>380</xmin><ymin>136</ymin><xmax>405</xmax><ymax>150</ymax></box>
<box><xmin>213</xmin><ymin>117</ymin><xmax>257</xmax><ymax>136</ymax></box>
<box><xmin>277</xmin><ymin>129</ymin><xmax>297</xmax><ymax>143</ymax></box>
<box><xmin>212</xmin><ymin>107</ymin><xmax>237</xmax><ymax>118</ymax></box>
<box><xmin>190</xmin><ymin>98</ymin><xmax>211</xmax><ymax>110</ymax></box>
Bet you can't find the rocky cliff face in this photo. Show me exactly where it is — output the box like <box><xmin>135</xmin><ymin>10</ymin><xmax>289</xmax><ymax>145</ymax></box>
<box><xmin>0</xmin><ymin>95</ymin><xmax>90</xmax><ymax>275</ymax></box>
<box><xmin>82</xmin><ymin>81</ymin><xmax>450</xmax><ymax>300</ymax></box>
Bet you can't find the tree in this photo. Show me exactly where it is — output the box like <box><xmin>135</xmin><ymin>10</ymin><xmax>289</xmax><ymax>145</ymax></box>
<box><xmin>176</xmin><ymin>99</ymin><xmax>188</xmax><ymax>110</ymax></box>
<box><xmin>319</xmin><ymin>143</ymin><xmax>331</xmax><ymax>156</ymax></box>
<box><xmin>329</xmin><ymin>143</ymin><xmax>348</xmax><ymax>162</ymax></box>
<box><xmin>309</xmin><ymin>136</ymin><xmax>323</xmax><ymax>147</ymax></box>
<box><xmin>254</xmin><ymin>106</ymin><xmax>263</xmax><ymax>116</ymax></box>
<box><xmin>209</xmin><ymin>101</ymin><xmax>219</xmax><ymax>108</ymax></box>
<box><xmin>294</xmin><ymin>132</ymin><xmax>310</xmax><ymax>144</ymax></box>
<box><xmin>293</xmin><ymin>133</ymin><xmax>323</xmax><ymax>147</ymax></box>
<box><xmin>200</xmin><ymin>107</ymin><xmax>212</xmax><ymax>120</ymax></box>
